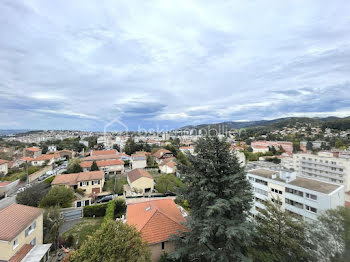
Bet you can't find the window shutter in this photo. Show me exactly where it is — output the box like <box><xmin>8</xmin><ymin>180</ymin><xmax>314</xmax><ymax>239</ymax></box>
<box><xmin>80</xmin><ymin>182</ymin><xmax>82</xmax><ymax>186</ymax></box>
<box><xmin>98</xmin><ymin>180</ymin><xmax>100</xmax><ymax>184</ymax></box>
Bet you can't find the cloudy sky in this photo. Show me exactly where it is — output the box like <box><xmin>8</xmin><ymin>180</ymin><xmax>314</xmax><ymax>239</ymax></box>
<box><xmin>1</xmin><ymin>0</ymin><xmax>350</xmax><ymax>131</ymax></box>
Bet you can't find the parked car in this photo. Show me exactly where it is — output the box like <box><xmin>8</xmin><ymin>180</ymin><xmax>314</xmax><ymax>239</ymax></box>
<box><xmin>97</xmin><ymin>195</ymin><xmax>113</xmax><ymax>203</ymax></box>
<box><xmin>38</xmin><ymin>176</ymin><xmax>45</xmax><ymax>181</ymax></box>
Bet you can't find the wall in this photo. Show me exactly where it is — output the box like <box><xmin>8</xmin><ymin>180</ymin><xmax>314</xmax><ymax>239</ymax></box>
<box><xmin>132</xmin><ymin>159</ymin><xmax>147</xmax><ymax>169</ymax></box>
<box><xmin>149</xmin><ymin>241</ymin><xmax>175</xmax><ymax>262</ymax></box>
<box><xmin>29</xmin><ymin>165</ymin><xmax>53</xmax><ymax>183</ymax></box>
<box><xmin>0</xmin><ymin>213</ymin><xmax>43</xmax><ymax>261</ymax></box>
<box><xmin>130</xmin><ymin>177</ymin><xmax>154</xmax><ymax>194</ymax></box>
<box><xmin>0</xmin><ymin>163</ymin><xmax>8</xmax><ymax>175</ymax></box>
<box><xmin>77</xmin><ymin>178</ymin><xmax>105</xmax><ymax>195</ymax></box>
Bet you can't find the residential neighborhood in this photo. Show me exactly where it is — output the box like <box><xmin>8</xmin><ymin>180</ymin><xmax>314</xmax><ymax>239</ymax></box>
<box><xmin>1</xmin><ymin>1</ymin><xmax>350</xmax><ymax>261</ymax></box>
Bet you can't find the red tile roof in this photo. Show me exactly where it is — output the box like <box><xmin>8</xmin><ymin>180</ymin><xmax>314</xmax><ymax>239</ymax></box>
<box><xmin>20</xmin><ymin>157</ymin><xmax>34</xmax><ymax>162</ymax></box>
<box><xmin>127</xmin><ymin>199</ymin><xmax>186</xmax><ymax>244</ymax></box>
<box><xmin>91</xmin><ymin>150</ymin><xmax>117</xmax><ymax>156</ymax></box>
<box><xmin>0</xmin><ymin>204</ymin><xmax>43</xmax><ymax>241</ymax></box>
<box><xmin>10</xmin><ymin>244</ymin><xmax>34</xmax><ymax>262</ymax></box>
<box><xmin>83</xmin><ymin>154</ymin><xmax>121</xmax><ymax>161</ymax></box>
<box><xmin>52</xmin><ymin>171</ymin><xmax>104</xmax><ymax>186</ymax></box>
<box><xmin>152</xmin><ymin>149</ymin><xmax>173</xmax><ymax>159</ymax></box>
<box><xmin>127</xmin><ymin>169</ymin><xmax>153</xmax><ymax>183</ymax></box>
<box><xmin>25</xmin><ymin>147</ymin><xmax>41</xmax><ymax>152</ymax></box>
<box><xmin>0</xmin><ymin>159</ymin><xmax>9</xmax><ymax>165</ymax></box>
<box><xmin>34</xmin><ymin>153</ymin><xmax>60</xmax><ymax>161</ymax></box>
<box><xmin>80</xmin><ymin>159</ymin><xmax>124</xmax><ymax>168</ymax></box>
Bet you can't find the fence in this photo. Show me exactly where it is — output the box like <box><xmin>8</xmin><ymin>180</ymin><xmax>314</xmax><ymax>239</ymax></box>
<box><xmin>61</xmin><ymin>207</ymin><xmax>83</xmax><ymax>221</ymax></box>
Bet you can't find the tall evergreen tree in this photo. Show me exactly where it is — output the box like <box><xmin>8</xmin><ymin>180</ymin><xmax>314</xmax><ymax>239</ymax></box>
<box><xmin>249</xmin><ymin>201</ymin><xmax>315</xmax><ymax>262</ymax></box>
<box><xmin>90</xmin><ymin>160</ymin><xmax>99</xmax><ymax>171</ymax></box>
<box><xmin>171</xmin><ymin>136</ymin><xmax>253</xmax><ymax>262</ymax></box>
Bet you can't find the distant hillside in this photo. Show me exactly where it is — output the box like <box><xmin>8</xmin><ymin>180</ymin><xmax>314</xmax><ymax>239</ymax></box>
<box><xmin>176</xmin><ymin>116</ymin><xmax>350</xmax><ymax>132</ymax></box>
<box><xmin>0</xmin><ymin>129</ymin><xmax>33</xmax><ymax>136</ymax></box>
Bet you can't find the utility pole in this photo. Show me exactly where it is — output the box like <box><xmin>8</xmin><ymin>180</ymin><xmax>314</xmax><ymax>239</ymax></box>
<box><xmin>26</xmin><ymin>160</ymin><xmax>29</xmax><ymax>185</ymax></box>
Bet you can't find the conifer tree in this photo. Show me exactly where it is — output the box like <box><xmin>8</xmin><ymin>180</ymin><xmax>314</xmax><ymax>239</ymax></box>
<box><xmin>171</xmin><ymin>136</ymin><xmax>253</xmax><ymax>261</ymax></box>
<box><xmin>90</xmin><ymin>160</ymin><xmax>99</xmax><ymax>171</ymax></box>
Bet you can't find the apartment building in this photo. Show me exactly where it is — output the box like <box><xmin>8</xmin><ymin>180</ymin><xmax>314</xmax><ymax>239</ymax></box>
<box><xmin>247</xmin><ymin>169</ymin><xmax>344</xmax><ymax>221</ymax></box>
<box><xmin>293</xmin><ymin>152</ymin><xmax>350</xmax><ymax>191</ymax></box>
<box><xmin>0</xmin><ymin>204</ymin><xmax>51</xmax><ymax>262</ymax></box>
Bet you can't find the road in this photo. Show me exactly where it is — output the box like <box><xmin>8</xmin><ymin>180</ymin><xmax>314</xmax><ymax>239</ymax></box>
<box><xmin>0</xmin><ymin>164</ymin><xmax>67</xmax><ymax>211</ymax></box>
<box><xmin>0</xmin><ymin>195</ymin><xmax>16</xmax><ymax>210</ymax></box>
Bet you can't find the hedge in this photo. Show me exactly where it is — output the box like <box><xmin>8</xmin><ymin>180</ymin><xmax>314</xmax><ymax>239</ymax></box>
<box><xmin>103</xmin><ymin>200</ymin><xmax>116</xmax><ymax>223</ymax></box>
<box><xmin>83</xmin><ymin>202</ymin><xmax>108</xmax><ymax>217</ymax></box>
<box><xmin>83</xmin><ymin>198</ymin><xmax>126</xmax><ymax>218</ymax></box>
<box><xmin>44</xmin><ymin>176</ymin><xmax>55</xmax><ymax>184</ymax></box>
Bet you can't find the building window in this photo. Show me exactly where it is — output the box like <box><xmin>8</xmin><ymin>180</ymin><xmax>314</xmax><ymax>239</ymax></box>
<box><xmin>92</xmin><ymin>180</ymin><xmax>100</xmax><ymax>185</ymax></box>
<box><xmin>161</xmin><ymin>242</ymin><xmax>165</xmax><ymax>250</ymax></box>
<box><xmin>271</xmin><ymin>188</ymin><xmax>283</xmax><ymax>195</ymax></box>
<box><xmin>82</xmin><ymin>181</ymin><xmax>89</xmax><ymax>186</ymax></box>
<box><xmin>13</xmin><ymin>238</ymin><xmax>18</xmax><ymax>249</ymax></box>
<box><xmin>305</xmin><ymin>193</ymin><xmax>317</xmax><ymax>201</ymax></box>
<box><xmin>25</xmin><ymin>221</ymin><xmax>36</xmax><ymax>237</ymax></box>
<box><xmin>255</xmin><ymin>178</ymin><xmax>268</xmax><ymax>186</ymax></box>
<box><xmin>248</xmin><ymin>176</ymin><xmax>255</xmax><ymax>182</ymax></box>
<box><xmin>305</xmin><ymin>205</ymin><xmax>317</xmax><ymax>213</ymax></box>
<box><xmin>285</xmin><ymin>198</ymin><xmax>303</xmax><ymax>209</ymax></box>
<box><xmin>286</xmin><ymin>187</ymin><xmax>303</xmax><ymax>197</ymax></box>
<box><xmin>255</xmin><ymin>187</ymin><xmax>268</xmax><ymax>196</ymax></box>
<box><xmin>30</xmin><ymin>237</ymin><xmax>36</xmax><ymax>246</ymax></box>
<box><xmin>271</xmin><ymin>198</ymin><xmax>282</xmax><ymax>205</ymax></box>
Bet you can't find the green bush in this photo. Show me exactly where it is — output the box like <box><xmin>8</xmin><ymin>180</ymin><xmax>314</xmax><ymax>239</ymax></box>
<box><xmin>44</xmin><ymin>176</ymin><xmax>55</xmax><ymax>184</ymax></box>
<box><xmin>40</xmin><ymin>186</ymin><xmax>74</xmax><ymax>208</ymax></box>
<box><xmin>103</xmin><ymin>200</ymin><xmax>116</xmax><ymax>223</ymax></box>
<box><xmin>84</xmin><ymin>199</ymin><xmax>126</xmax><ymax>219</ymax></box>
<box><xmin>114</xmin><ymin>199</ymin><xmax>126</xmax><ymax>218</ymax></box>
<box><xmin>83</xmin><ymin>203</ymin><xmax>108</xmax><ymax>217</ymax></box>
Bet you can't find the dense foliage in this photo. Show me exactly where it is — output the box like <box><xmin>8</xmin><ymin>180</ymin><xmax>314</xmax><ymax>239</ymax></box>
<box><xmin>43</xmin><ymin>207</ymin><xmax>64</xmax><ymax>250</ymax></box>
<box><xmin>155</xmin><ymin>174</ymin><xmax>185</xmax><ymax>193</ymax></box>
<box><xmin>172</xmin><ymin>136</ymin><xmax>253</xmax><ymax>261</ymax></box>
<box><xmin>90</xmin><ymin>161</ymin><xmax>99</xmax><ymax>171</ymax></box>
<box><xmin>16</xmin><ymin>183</ymin><xmax>50</xmax><ymax>207</ymax></box>
<box><xmin>84</xmin><ymin>199</ymin><xmax>126</xmax><ymax>218</ymax></box>
<box><xmin>69</xmin><ymin>220</ymin><xmax>151</xmax><ymax>262</ymax></box>
<box><xmin>40</xmin><ymin>186</ymin><xmax>74</xmax><ymax>208</ymax></box>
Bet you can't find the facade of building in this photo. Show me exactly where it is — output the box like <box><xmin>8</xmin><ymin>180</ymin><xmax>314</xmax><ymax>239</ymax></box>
<box><xmin>251</xmin><ymin>141</ymin><xmax>293</xmax><ymax>154</ymax></box>
<box><xmin>47</xmin><ymin>145</ymin><xmax>57</xmax><ymax>152</ymax></box>
<box><xmin>0</xmin><ymin>159</ymin><xmax>9</xmax><ymax>176</ymax></box>
<box><xmin>247</xmin><ymin>168</ymin><xmax>344</xmax><ymax>221</ymax></box>
<box><xmin>131</xmin><ymin>153</ymin><xmax>147</xmax><ymax>169</ymax></box>
<box><xmin>152</xmin><ymin>149</ymin><xmax>173</xmax><ymax>164</ymax></box>
<box><xmin>126</xmin><ymin>199</ymin><xmax>186</xmax><ymax>262</ymax></box>
<box><xmin>0</xmin><ymin>204</ymin><xmax>51</xmax><ymax>262</ymax></box>
<box><xmin>80</xmin><ymin>159</ymin><xmax>125</xmax><ymax>174</ymax></box>
<box><xmin>30</xmin><ymin>153</ymin><xmax>60</xmax><ymax>166</ymax></box>
<box><xmin>159</xmin><ymin>160</ymin><xmax>176</xmax><ymax>174</ymax></box>
<box><xmin>293</xmin><ymin>152</ymin><xmax>350</xmax><ymax>191</ymax></box>
<box><xmin>52</xmin><ymin>171</ymin><xmax>105</xmax><ymax>195</ymax></box>
<box><xmin>24</xmin><ymin>147</ymin><xmax>42</xmax><ymax>158</ymax></box>
<box><xmin>126</xmin><ymin>169</ymin><xmax>154</xmax><ymax>195</ymax></box>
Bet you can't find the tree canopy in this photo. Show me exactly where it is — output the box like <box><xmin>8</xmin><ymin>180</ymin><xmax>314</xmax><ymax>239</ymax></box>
<box><xmin>172</xmin><ymin>136</ymin><xmax>253</xmax><ymax>261</ymax></box>
<box><xmin>40</xmin><ymin>186</ymin><xmax>75</xmax><ymax>208</ymax></box>
<box><xmin>16</xmin><ymin>183</ymin><xmax>50</xmax><ymax>207</ymax></box>
<box><xmin>90</xmin><ymin>161</ymin><xmax>99</xmax><ymax>171</ymax></box>
<box><xmin>155</xmin><ymin>174</ymin><xmax>185</xmax><ymax>193</ymax></box>
<box><xmin>69</xmin><ymin>220</ymin><xmax>151</xmax><ymax>262</ymax></box>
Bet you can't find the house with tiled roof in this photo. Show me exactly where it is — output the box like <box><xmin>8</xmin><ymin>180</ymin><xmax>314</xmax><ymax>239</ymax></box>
<box><xmin>127</xmin><ymin>199</ymin><xmax>186</xmax><ymax>261</ymax></box>
<box><xmin>90</xmin><ymin>149</ymin><xmax>118</xmax><ymax>156</ymax></box>
<box><xmin>30</xmin><ymin>153</ymin><xmax>61</xmax><ymax>167</ymax></box>
<box><xmin>125</xmin><ymin>169</ymin><xmax>154</xmax><ymax>195</ymax></box>
<box><xmin>23</xmin><ymin>147</ymin><xmax>42</xmax><ymax>159</ymax></box>
<box><xmin>152</xmin><ymin>149</ymin><xmax>173</xmax><ymax>164</ymax></box>
<box><xmin>131</xmin><ymin>152</ymin><xmax>147</xmax><ymax>169</ymax></box>
<box><xmin>0</xmin><ymin>159</ymin><xmax>9</xmax><ymax>176</ymax></box>
<box><xmin>159</xmin><ymin>159</ymin><xmax>177</xmax><ymax>174</ymax></box>
<box><xmin>0</xmin><ymin>204</ymin><xmax>51</xmax><ymax>262</ymax></box>
<box><xmin>179</xmin><ymin>146</ymin><xmax>194</xmax><ymax>155</ymax></box>
<box><xmin>80</xmin><ymin>159</ymin><xmax>125</xmax><ymax>174</ymax></box>
<box><xmin>52</xmin><ymin>170</ymin><xmax>105</xmax><ymax>196</ymax></box>
<box><xmin>83</xmin><ymin>154</ymin><xmax>121</xmax><ymax>162</ymax></box>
